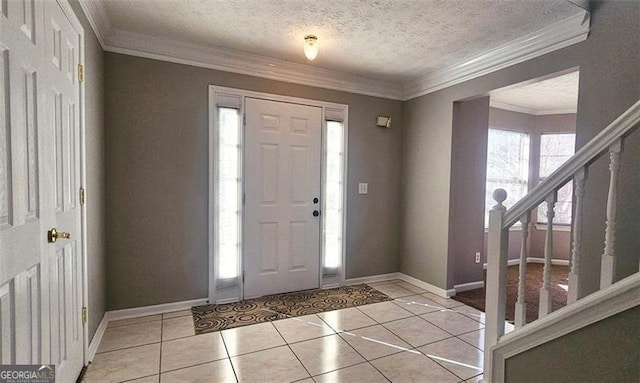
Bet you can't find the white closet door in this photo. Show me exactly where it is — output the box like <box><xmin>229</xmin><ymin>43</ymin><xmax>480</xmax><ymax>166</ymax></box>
<box><xmin>0</xmin><ymin>1</ymin><xmax>83</xmax><ymax>381</ymax></box>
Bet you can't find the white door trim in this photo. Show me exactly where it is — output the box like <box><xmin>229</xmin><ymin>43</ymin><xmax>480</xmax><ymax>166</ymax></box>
<box><xmin>55</xmin><ymin>0</ymin><xmax>89</xmax><ymax>367</ymax></box>
<box><xmin>208</xmin><ymin>86</ymin><xmax>348</xmax><ymax>303</ymax></box>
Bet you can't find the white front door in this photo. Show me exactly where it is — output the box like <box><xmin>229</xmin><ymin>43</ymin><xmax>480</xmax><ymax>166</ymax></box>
<box><xmin>0</xmin><ymin>1</ymin><xmax>83</xmax><ymax>381</ymax></box>
<box><xmin>244</xmin><ymin>98</ymin><xmax>322</xmax><ymax>298</ymax></box>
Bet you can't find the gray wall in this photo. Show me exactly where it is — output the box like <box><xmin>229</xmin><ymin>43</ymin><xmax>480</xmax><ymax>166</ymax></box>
<box><xmin>401</xmin><ymin>0</ymin><xmax>640</xmax><ymax>291</ymax></box>
<box><xmin>104</xmin><ymin>53</ymin><xmax>403</xmax><ymax>309</ymax></box>
<box><xmin>69</xmin><ymin>1</ymin><xmax>106</xmax><ymax>341</ymax></box>
<box><xmin>448</xmin><ymin>97</ymin><xmax>490</xmax><ymax>287</ymax></box>
<box><xmin>505</xmin><ymin>306</ymin><xmax>640</xmax><ymax>383</ymax></box>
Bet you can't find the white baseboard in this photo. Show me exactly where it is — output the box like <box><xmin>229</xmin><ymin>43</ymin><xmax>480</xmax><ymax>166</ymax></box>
<box><xmin>397</xmin><ymin>273</ymin><xmax>456</xmax><ymax>298</ymax></box>
<box><xmin>87</xmin><ymin>314</ymin><xmax>109</xmax><ymax>362</ymax></box>
<box><xmin>345</xmin><ymin>272</ymin><xmax>401</xmax><ymax>285</ymax></box>
<box><xmin>483</xmin><ymin>258</ymin><xmax>569</xmax><ymax>269</ymax></box>
<box><xmin>527</xmin><ymin>257</ymin><xmax>570</xmax><ymax>266</ymax></box>
<box><xmin>107</xmin><ymin>298</ymin><xmax>208</xmax><ymax>322</ymax></box>
<box><xmin>454</xmin><ymin>281</ymin><xmax>485</xmax><ymax>293</ymax></box>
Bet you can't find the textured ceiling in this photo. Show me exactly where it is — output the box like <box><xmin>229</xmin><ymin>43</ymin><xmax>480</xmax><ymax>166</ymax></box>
<box><xmin>103</xmin><ymin>0</ymin><xmax>581</xmax><ymax>82</ymax></box>
<box><xmin>491</xmin><ymin>71</ymin><xmax>579</xmax><ymax>114</ymax></box>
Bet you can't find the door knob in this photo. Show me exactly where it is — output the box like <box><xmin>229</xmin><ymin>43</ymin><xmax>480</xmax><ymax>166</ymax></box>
<box><xmin>313</xmin><ymin>210</ymin><xmax>320</xmax><ymax>217</ymax></box>
<box><xmin>48</xmin><ymin>228</ymin><xmax>71</xmax><ymax>243</ymax></box>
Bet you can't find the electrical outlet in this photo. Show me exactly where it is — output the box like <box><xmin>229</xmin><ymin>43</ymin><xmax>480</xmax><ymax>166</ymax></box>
<box><xmin>475</xmin><ymin>252</ymin><xmax>481</xmax><ymax>264</ymax></box>
<box><xmin>358</xmin><ymin>183</ymin><xmax>368</xmax><ymax>194</ymax></box>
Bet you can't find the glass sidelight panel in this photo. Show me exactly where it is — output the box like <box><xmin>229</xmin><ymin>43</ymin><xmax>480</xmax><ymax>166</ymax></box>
<box><xmin>323</xmin><ymin>120</ymin><xmax>345</xmax><ymax>269</ymax></box>
<box><xmin>217</xmin><ymin>107</ymin><xmax>241</xmax><ymax>280</ymax></box>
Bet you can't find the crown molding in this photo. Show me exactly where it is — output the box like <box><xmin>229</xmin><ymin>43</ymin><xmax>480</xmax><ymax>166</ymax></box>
<box><xmin>77</xmin><ymin>1</ymin><xmax>589</xmax><ymax>101</ymax></box>
<box><xmin>106</xmin><ymin>29</ymin><xmax>404</xmax><ymax>100</ymax></box>
<box><xmin>78</xmin><ymin>0</ymin><xmax>112</xmax><ymax>49</ymax></box>
<box><xmin>403</xmin><ymin>11</ymin><xmax>590</xmax><ymax>100</ymax></box>
<box><xmin>490</xmin><ymin>100</ymin><xmax>577</xmax><ymax>116</ymax></box>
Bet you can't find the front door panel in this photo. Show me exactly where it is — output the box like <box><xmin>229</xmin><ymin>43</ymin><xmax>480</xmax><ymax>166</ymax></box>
<box><xmin>244</xmin><ymin>98</ymin><xmax>322</xmax><ymax>298</ymax></box>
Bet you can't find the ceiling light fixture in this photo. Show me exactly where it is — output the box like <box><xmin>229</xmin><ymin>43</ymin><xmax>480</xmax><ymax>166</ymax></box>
<box><xmin>304</xmin><ymin>35</ymin><xmax>318</xmax><ymax>61</ymax></box>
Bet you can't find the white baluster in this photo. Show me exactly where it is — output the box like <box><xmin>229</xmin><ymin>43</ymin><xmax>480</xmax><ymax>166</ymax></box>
<box><xmin>484</xmin><ymin>189</ymin><xmax>509</xmax><ymax>383</ymax></box>
<box><xmin>539</xmin><ymin>191</ymin><xmax>556</xmax><ymax>317</ymax></box>
<box><xmin>601</xmin><ymin>139</ymin><xmax>622</xmax><ymax>288</ymax></box>
<box><xmin>568</xmin><ymin>169</ymin><xmax>587</xmax><ymax>303</ymax></box>
<box><xmin>514</xmin><ymin>212</ymin><xmax>530</xmax><ymax>328</ymax></box>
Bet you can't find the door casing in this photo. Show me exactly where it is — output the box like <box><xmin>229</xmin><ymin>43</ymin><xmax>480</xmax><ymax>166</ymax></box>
<box><xmin>208</xmin><ymin>86</ymin><xmax>348</xmax><ymax>303</ymax></box>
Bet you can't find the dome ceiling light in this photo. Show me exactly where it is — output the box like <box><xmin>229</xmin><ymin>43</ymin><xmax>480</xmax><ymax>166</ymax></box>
<box><xmin>304</xmin><ymin>35</ymin><xmax>319</xmax><ymax>61</ymax></box>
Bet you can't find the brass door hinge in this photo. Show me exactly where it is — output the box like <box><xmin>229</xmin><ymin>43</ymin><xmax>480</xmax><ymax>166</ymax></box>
<box><xmin>82</xmin><ymin>307</ymin><xmax>87</xmax><ymax>325</ymax></box>
<box><xmin>78</xmin><ymin>64</ymin><xmax>84</xmax><ymax>82</ymax></box>
<box><xmin>79</xmin><ymin>187</ymin><xmax>85</xmax><ymax>206</ymax></box>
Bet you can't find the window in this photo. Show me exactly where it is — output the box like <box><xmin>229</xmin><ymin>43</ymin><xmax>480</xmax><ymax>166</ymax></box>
<box><xmin>537</xmin><ymin>133</ymin><xmax>576</xmax><ymax>224</ymax></box>
<box><xmin>485</xmin><ymin>129</ymin><xmax>530</xmax><ymax>227</ymax></box>
<box><xmin>323</xmin><ymin>120</ymin><xmax>345</xmax><ymax>269</ymax></box>
<box><xmin>217</xmin><ymin>107</ymin><xmax>241</xmax><ymax>279</ymax></box>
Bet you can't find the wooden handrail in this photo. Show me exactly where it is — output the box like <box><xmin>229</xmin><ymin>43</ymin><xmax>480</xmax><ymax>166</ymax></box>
<box><xmin>502</xmin><ymin>99</ymin><xmax>640</xmax><ymax>228</ymax></box>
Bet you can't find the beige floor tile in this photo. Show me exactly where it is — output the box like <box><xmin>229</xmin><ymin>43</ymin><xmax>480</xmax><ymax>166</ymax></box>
<box><xmin>371</xmin><ymin>350</ymin><xmax>459</xmax><ymax>383</ymax></box>
<box><xmin>160</xmin><ymin>359</ymin><xmax>236</xmax><ymax>383</ymax></box>
<box><xmin>221</xmin><ymin>322</ymin><xmax>285</xmax><ymax>356</ymax></box>
<box><xmin>161</xmin><ymin>332</ymin><xmax>228</xmax><ymax>372</ymax></box>
<box><xmin>108</xmin><ymin>315</ymin><xmax>162</xmax><ymax>328</ymax></box>
<box><xmin>458</xmin><ymin>329</ymin><xmax>485</xmax><ymax>351</ymax></box>
<box><xmin>98</xmin><ymin>321</ymin><xmax>162</xmax><ymax>353</ymax></box>
<box><xmin>83</xmin><ymin>344</ymin><xmax>160</xmax><ymax>382</ymax></box>
<box><xmin>273</xmin><ymin>314</ymin><xmax>335</xmax><ymax>344</ymax></box>
<box><xmin>293</xmin><ymin>380</ymin><xmax>314</xmax><ymax>383</ymax></box>
<box><xmin>394</xmin><ymin>281</ymin><xmax>428</xmax><ymax>294</ymax></box>
<box><xmin>392</xmin><ymin>294</ymin><xmax>446</xmax><ymax>315</ymax></box>
<box><xmin>421</xmin><ymin>311</ymin><xmax>484</xmax><ymax>336</ymax></box>
<box><xmin>421</xmin><ymin>293</ymin><xmax>465</xmax><ymax>308</ymax></box>
<box><xmin>231</xmin><ymin>345</ymin><xmax>309</xmax><ymax>383</ymax></box>
<box><xmin>162</xmin><ymin>315</ymin><xmax>195</xmax><ymax>341</ymax></box>
<box><xmin>123</xmin><ymin>375</ymin><xmax>159</xmax><ymax>383</ymax></box>
<box><xmin>453</xmin><ymin>305</ymin><xmax>486</xmax><ymax>324</ymax></box>
<box><xmin>290</xmin><ymin>334</ymin><xmax>365</xmax><ymax>376</ymax></box>
<box><xmin>466</xmin><ymin>374</ymin><xmax>484</xmax><ymax>382</ymax></box>
<box><xmin>318</xmin><ymin>307</ymin><xmax>377</xmax><ymax>332</ymax></box>
<box><xmin>383</xmin><ymin>316</ymin><xmax>452</xmax><ymax>347</ymax></box>
<box><xmin>339</xmin><ymin>325</ymin><xmax>411</xmax><ymax>360</ymax></box>
<box><xmin>314</xmin><ymin>362</ymin><xmax>388</xmax><ymax>383</ymax></box>
<box><xmin>370</xmin><ymin>283</ymin><xmax>415</xmax><ymax>299</ymax></box>
<box><xmin>419</xmin><ymin>337</ymin><xmax>484</xmax><ymax>380</ymax></box>
<box><xmin>163</xmin><ymin>309</ymin><xmax>192</xmax><ymax>320</ymax></box>
<box><xmin>357</xmin><ymin>301</ymin><xmax>413</xmax><ymax>323</ymax></box>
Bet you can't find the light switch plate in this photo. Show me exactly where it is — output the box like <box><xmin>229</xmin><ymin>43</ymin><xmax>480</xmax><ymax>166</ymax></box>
<box><xmin>358</xmin><ymin>183</ymin><xmax>368</xmax><ymax>194</ymax></box>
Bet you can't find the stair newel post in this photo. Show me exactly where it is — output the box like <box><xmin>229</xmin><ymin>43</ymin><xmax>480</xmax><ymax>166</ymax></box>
<box><xmin>515</xmin><ymin>211</ymin><xmax>530</xmax><ymax>329</ymax></box>
<box><xmin>539</xmin><ymin>191</ymin><xmax>557</xmax><ymax>317</ymax></box>
<box><xmin>568</xmin><ymin>168</ymin><xmax>587</xmax><ymax>303</ymax></box>
<box><xmin>483</xmin><ymin>189</ymin><xmax>509</xmax><ymax>383</ymax></box>
<box><xmin>601</xmin><ymin>139</ymin><xmax>622</xmax><ymax>289</ymax></box>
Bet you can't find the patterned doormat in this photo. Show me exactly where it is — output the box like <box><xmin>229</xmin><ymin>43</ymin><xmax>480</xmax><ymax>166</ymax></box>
<box><xmin>192</xmin><ymin>284</ymin><xmax>391</xmax><ymax>335</ymax></box>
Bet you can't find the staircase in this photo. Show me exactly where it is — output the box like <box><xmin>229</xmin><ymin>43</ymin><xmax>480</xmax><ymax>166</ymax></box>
<box><xmin>483</xmin><ymin>99</ymin><xmax>640</xmax><ymax>382</ymax></box>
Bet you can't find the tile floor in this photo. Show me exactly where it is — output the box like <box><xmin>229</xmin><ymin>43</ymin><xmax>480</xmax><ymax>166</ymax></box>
<box><xmin>82</xmin><ymin>280</ymin><xmax>488</xmax><ymax>382</ymax></box>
